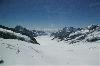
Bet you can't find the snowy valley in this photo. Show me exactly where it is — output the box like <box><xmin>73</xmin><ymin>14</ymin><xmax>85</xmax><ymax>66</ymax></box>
<box><xmin>0</xmin><ymin>25</ymin><xmax>100</xmax><ymax>66</ymax></box>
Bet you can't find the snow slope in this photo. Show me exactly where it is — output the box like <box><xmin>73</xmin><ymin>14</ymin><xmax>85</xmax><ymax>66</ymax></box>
<box><xmin>0</xmin><ymin>28</ymin><xmax>30</xmax><ymax>40</ymax></box>
<box><xmin>0</xmin><ymin>35</ymin><xmax>100</xmax><ymax>66</ymax></box>
<box><xmin>0</xmin><ymin>28</ymin><xmax>30</xmax><ymax>41</ymax></box>
<box><xmin>0</xmin><ymin>27</ymin><xmax>39</xmax><ymax>44</ymax></box>
<box><xmin>0</xmin><ymin>38</ymin><xmax>43</xmax><ymax>66</ymax></box>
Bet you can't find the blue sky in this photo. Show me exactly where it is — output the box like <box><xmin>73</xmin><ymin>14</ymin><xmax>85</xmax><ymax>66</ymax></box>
<box><xmin>0</xmin><ymin>0</ymin><xmax>100</xmax><ymax>29</ymax></box>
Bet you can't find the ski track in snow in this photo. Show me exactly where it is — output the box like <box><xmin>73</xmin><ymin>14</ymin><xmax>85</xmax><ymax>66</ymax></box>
<box><xmin>0</xmin><ymin>35</ymin><xmax>100</xmax><ymax>66</ymax></box>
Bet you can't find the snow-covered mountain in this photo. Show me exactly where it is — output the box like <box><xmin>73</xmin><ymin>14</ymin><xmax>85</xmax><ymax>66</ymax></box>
<box><xmin>0</xmin><ymin>25</ymin><xmax>39</xmax><ymax>44</ymax></box>
<box><xmin>0</xmin><ymin>35</ymin><xmax>99</xmax><ymax>66</ymax></box>
<box><xmin>0</xmin><ymin>25</ymin><xmax>48</xmax><ymax>44</ymax></box>
<box><xmin>0</xmin><ymin>24</ymin><xmax>99</xmax><ymax>66</ymax></box>
<box><xmin>14</xmin><ymin>25</ymin><xmax>47</xmax><ymax>37</ymax></box>
<box><xmin>51</xmin><ymin>24</ymin><xmax>100</xmax><ymax>44</ymax></box>
<box><xmin>0</xmin><ymin>25</ymin><xmax>47</xmax><ymax>38</ymax></box>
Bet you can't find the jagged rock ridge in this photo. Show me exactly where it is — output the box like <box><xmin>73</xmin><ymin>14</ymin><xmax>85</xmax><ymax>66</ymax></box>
<box><xmin>51</xmin><ymin>24</ymin><xmax>100</xmax><ymax>44</ymax></box>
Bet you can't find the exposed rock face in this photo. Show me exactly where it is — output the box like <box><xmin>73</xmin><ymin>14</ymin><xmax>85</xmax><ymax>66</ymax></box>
<box><xmin>51</xmin><ymin>25</ymin><xmax>100</xmax><ymax>43</ymax></box>
<box><xmin>51</xmin><ymin>27</ymin><xmax>81</xmax><ymax>41</ymax></box>
<box><xmin>15</xmin><ymin>25</ymin><xmax>36</xmax><ymax>37</ymax></box>
<box><xmin>0</xmin><ymin>31</ymin><xmax>25</xmax><ymax>41</ymax></box>
<box><xmin>0</xmin><ymin>56</ymin><xmax>4</xmax><ymax>64</ymax></box>
<box><xmin>15</xmin><ymin>25</ymin><xmax>47</xmax><ymax>37</ymax></box>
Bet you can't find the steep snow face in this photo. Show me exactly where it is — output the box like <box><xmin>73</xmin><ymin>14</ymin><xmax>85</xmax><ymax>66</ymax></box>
<box><xmin>0</xmin><ymin>35</ymin><xmax>100</xmax><ymax>66</ymax></box>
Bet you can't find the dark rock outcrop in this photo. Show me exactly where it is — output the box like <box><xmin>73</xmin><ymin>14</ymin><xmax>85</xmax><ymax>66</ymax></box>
<box><xmin>0</xmin><ymin>59</ymin><xmax>4</xmax><ymax>64</ymax></box>
<box><xmin>51</xmin><ymin>24</ymin><xmax>100</xmax><ymax>43</ymax></box>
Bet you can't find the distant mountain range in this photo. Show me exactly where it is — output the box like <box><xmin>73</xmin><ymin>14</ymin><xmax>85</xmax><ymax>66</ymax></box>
<box><xmin>51</xmin><ymin>24</ymin><xmax>100</xmax><ymax>44</ymax></box>
<box><xmin>0</xmin><ymin>24</ymin><xmax>100</xmax><ymax>44</ymax></box>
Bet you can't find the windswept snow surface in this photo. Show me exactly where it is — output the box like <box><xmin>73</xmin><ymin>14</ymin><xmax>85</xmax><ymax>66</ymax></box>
<box><xmin>0</xmin><ymin>35</ymin><xmax>100</xmax><ymax>66</ymax></box>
